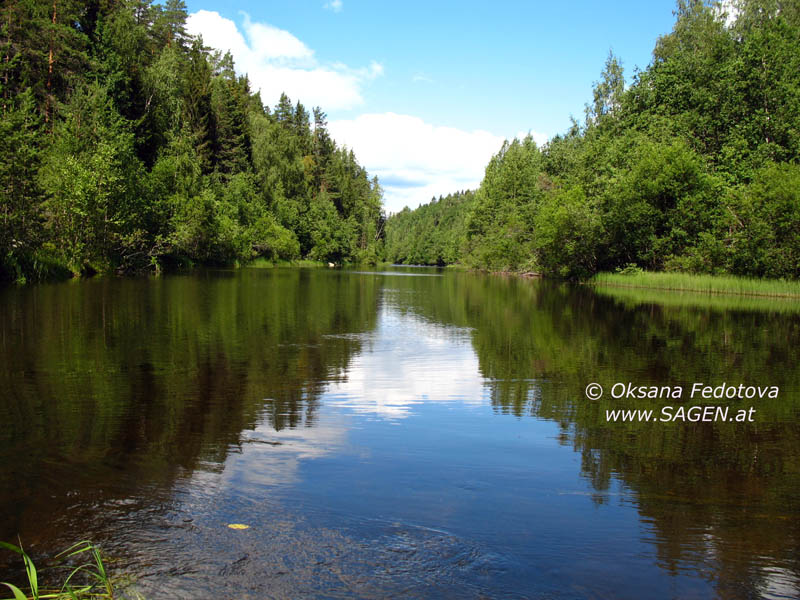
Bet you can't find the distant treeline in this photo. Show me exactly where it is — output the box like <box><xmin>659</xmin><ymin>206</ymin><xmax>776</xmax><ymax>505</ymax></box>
<box><xmin>1</xmin><ymin>0</ymin><xmax>384</xmax><ymax>283</ymax></box>
<box><xmin>386</xmin><ymin>0</ymin><xmax>800</xmax><ymax>280</ymax></box>
<box><xmin>385</xmin><ymin>190</ymin><xmax>475</xmax><ymax>266</ymax></box>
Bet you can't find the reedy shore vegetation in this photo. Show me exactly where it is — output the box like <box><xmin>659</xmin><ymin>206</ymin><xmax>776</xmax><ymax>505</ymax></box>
<box><xmin>386</xmin><ymin>0</ymin><xmax>800</xmax><ymax>285</ymax></box>
<box><xmin>1</xmin><ymin>0</ymin><xmax>383</xmax><ymax>284</ymax></box>
<box><xmin>593</xmin><ymin>269</ymin><xmax>800</xmax><ymax>297</ymax></box>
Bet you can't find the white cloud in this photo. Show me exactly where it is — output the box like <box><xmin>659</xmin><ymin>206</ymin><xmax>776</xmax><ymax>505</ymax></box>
<box><xmin>324</xmin><ymin>0</ymin><xmax>343</xmax><ymax>12</ymax></box>
<box><xmin>242</xmin><ymin>14</ymin><xmax>313</xmax><ymax>63</ymax></box>
<box><xmin>186</xmin><ymin>10</ymin><xmax>379</xmax><ymax>110</ymax></box>
<box><xmin>329</xmin><ymin>113</ymin><xmax>548</xmax><ymax>213</ymax></box>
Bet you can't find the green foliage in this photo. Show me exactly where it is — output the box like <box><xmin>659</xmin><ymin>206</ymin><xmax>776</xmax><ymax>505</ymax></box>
<box><xmin>1</xmin><ymin>0</ymin><xmax>383</xmax><ymax>282</ymax></box>
<box><xmin>39</xmin><ymin>83</ymin><xmax>146</xmax><ymax>274</ymax></box>
<box><xmin>602</xmin><ymin>138</ymin><xmax>722</xmax><ymax>270</ymax></box>
<box><xmin>387</xmin><ymin>0</ymin><xmax>800</xmax><ymax>281</ymax></box>
<box><xmin>534</xmin><ymin>186</ymin><xmax>602</xmax><ymax>279</ymax></box>
<box><xmin>585</xmin><ymin>50</ymin><xmax>624</xmax><ymax>125</ymax></box>
<box><xmin>464</xmin><ymin>136</ymin><xmax>543</xmax><ymax>271</ymax></box>
<box><xmin>304</xmin><ymin>190</ymin><xmax>350</xmax><ymax>262</ymax></box>
<box><xmin>4</xmin><ymin>0</ymin><xmax>800</xmax><ymax>282</ymax></box>
<box><xmin>0</xmin><ymin>540</ymin><xmax>121</xmax><ymax>599</ymax></box>
<box><xmin>249</xmin><ymin>213</ymin><xmax>300</xmax><ymax>261</ymax></box>
<box><xmin>725</xmin><ymin>163</ymin><xmax>800</xmax><ymax>278</ymax></box>
<box><xmin>385</xmin><ymin>191</ymin><xmax>474</xmax><ymax>265</ymax></box>
<box><xmin>0</xmin><ymin>89</ymin><xmax>46</xmax><ymax>282</ymax></box>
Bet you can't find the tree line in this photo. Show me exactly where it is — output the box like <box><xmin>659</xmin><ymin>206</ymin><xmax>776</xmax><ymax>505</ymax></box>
<box><xmin>1</xmin><ymin>0</ymin><xmax>384</xmax><ymax>283</ymax></box>
<box><xmin>384</xmin><ymin>190</ymin><xmax>475</xmax><ymax>266</ymax></box>
<box><xmin>386</xmin><ymin>0</ymin><xmax>800</xmax><ymax>280</ymax></box>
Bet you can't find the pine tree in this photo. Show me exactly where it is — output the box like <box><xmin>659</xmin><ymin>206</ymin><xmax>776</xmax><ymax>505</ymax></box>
<box><xmin>183</xmin><ymin>37</ymin><xmax>215</xmax><ymax>172</ymax></box>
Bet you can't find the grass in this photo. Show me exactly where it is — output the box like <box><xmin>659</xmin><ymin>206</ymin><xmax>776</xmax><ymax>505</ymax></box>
<box><xmin>1</xmin><ymin>249</ymin><xmax>73</xmax><ymax>285</ymax></box>
<box><xmin>246</xmin><ymin>258</ymin><xmax>329</xmax><ymax>269</ymax></box>
<box><xmin>0</xmin><ymin>541</ymin><xmax>137</xmax><ymax>600</ymax></box>
<box><xmin>591</xmin><ymin>270</ymin><xmax>800</xmax><ymax>298</ymax></box>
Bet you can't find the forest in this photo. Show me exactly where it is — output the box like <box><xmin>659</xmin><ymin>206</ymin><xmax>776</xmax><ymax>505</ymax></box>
<box><xmin>385</xmin><ymin>0</ymin><xmax>800</xmax><ymax>280</ymax></box>
<box><xmin>2</xmin><ymin>0</ymin><xmax>799</xmax><ymax>284</ymax></box>
<box><xmin>1</xmin><ymin>0</ymin><xmax>384</xmax><ymax>283</ymax></box>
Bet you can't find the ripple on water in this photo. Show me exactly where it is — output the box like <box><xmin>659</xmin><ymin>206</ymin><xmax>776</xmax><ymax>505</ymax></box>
<box><xmin>126</xmin><ymin>510</ymin><xmax>516</xmax><ymax>599</ymax></box>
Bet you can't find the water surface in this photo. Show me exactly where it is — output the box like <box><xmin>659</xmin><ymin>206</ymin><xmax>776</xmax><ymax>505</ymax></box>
<box><xmin>1</xmin><ymin>267</ymin><xmax>799</xmax><ymax>599</ymax></box>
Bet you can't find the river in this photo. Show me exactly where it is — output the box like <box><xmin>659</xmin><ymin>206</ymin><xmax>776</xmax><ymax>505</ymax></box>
<box><xmin>1</xmin><ymin>266</ymin><xmax>799</xmax><ymax>599</ymax></box>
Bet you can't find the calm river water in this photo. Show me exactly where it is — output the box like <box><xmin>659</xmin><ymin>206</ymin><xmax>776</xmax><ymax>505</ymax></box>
<box><xmin>1</xmin><ymin>266</ymin><xmax>799</xmax><ymax>599</ymax></box>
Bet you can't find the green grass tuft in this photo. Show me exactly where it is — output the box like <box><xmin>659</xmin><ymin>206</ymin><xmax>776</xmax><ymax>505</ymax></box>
<box><xmin>0</xmin><ymin>540</ymin><xmax>139</xmax><ymax>600</ymax></box>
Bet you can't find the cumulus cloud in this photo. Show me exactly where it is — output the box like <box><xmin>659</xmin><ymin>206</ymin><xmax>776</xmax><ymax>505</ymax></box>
<box><xmin>329</xmin><ymin>113</ymin><xmax>548</xmax><ymax>213</ymax></box>
<box><xmin>186</xmin><ymin>10</ymin><xmax>379</xmax><ymax>110</ymax></box>
<box><xmin>324</xmin><ymin>0</ymin><xmax>343</xmax><ymax>12</ymax></box>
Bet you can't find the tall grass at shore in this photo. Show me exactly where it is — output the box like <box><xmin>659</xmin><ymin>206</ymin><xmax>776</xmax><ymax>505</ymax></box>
<box><xmin>592</xmin><ymin>271</ymin><xmax>800</xmax><ymax>298</ymax></box>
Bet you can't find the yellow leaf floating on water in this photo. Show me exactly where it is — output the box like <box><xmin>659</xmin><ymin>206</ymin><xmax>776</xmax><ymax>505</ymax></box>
<box><xmin>227</xmin><ymin>523</ymin><xmax>250</xmax><ymax>530</ymax></box>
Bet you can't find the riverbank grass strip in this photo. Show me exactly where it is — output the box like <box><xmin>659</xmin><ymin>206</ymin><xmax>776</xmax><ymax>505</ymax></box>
<box><xmin>592</xmin><ymin>271</ymin><xmax>800</xmax><ymax>298</ymax></box>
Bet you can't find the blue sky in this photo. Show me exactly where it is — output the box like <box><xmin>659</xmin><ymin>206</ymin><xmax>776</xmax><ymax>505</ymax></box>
<box><xmin>185</xmin><ymin>0</ymin><xmax>680</xmax><ymax>212</ymax></box>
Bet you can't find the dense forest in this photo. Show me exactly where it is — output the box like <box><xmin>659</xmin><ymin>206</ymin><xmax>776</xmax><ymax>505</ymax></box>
<box><xmin>3</xmin><ymin>0</ymin><xmax>799</xmax><ymax>284</ymax></box>
<box><xmin>385</xmin><ymin>0</ymin><xmax>800</xmax><ymax>280</ymax></box>
<box><xmin>0</xmin><ymin>0</ymin><xmax>384</xmax><ymax>283</ymax></box>
<box><xmin>384</xmin><ymin>190</ymin><xmax>474</xmax><ymax>266</ymax></box>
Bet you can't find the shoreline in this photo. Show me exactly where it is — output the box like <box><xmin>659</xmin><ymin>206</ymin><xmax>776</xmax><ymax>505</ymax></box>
<box><xmin>6</xmin><ymin>261</ymin><xmax>800</xmax><ymax>300</ymax></box>
<box><xmin>590</xmin><ymin>271</ymin><xmax>800</xmax><ymax>299</ymax></box>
